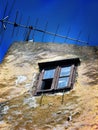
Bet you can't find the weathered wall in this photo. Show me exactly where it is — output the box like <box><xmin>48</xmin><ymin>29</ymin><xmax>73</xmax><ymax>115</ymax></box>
<box><xmin>0</xmin><ymin>42</ymin><xmax>98</xmax><ymax>130</ymax></box>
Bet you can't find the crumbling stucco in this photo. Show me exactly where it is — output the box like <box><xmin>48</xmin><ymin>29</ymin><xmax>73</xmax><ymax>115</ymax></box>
<box><xmin>0</xmin><ymin>42</ymin><xmax>98</xmax><ymax>130</ymax></box>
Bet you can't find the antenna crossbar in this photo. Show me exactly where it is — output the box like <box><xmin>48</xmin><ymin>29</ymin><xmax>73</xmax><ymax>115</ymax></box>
<box><xmin>0</xmin><ymin>18</ymin><xmax>88</xmax><ymax>44</ymax></box>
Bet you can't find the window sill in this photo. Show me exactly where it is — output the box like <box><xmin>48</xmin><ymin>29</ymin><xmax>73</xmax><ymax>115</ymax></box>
<box><xmin>35</xmin><ymin>86</ymin><xmax>72</xmax><ymax>96</ymax></box>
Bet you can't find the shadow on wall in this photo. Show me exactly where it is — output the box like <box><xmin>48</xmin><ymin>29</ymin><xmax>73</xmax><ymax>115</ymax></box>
<box><xmin>83</xmin><ymin>64</ymin><xmax>98</xmax><ymax>85</ymax></box>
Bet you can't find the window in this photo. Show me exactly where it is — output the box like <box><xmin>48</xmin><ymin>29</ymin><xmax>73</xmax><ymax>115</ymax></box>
<box><xmin>35</xmin><ymin>58</ymin><xmax>80</xmax><ymax>95</ymax></box>
<box><xmin>58</xmin><ymin>66</ymin><xmax>71</xmax><ymax>89</ymax></box>
<box><xmin>41</xmin><ymin>69</ymin><xmax>55</xmax><ymax>90</ymax></box>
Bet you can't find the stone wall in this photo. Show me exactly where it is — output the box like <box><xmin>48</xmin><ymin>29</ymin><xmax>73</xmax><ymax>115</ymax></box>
<box><xmin>0</xmin><ymin>42</ymin><xmax>98</xmax><ymax>130</ymax></box>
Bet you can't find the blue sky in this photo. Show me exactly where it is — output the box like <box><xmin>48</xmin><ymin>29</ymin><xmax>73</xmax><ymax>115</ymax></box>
<box><xmin>0</xmin><ymin>0</ymin><xmax>98</xmax><ymax>62</ymax></box>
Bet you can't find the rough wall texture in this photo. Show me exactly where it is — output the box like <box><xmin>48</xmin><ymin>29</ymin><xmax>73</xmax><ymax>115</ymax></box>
<box><xmin>0</xmin><ymin>42</ymin><xmax>98</xmax><ymax>130</ymax></box>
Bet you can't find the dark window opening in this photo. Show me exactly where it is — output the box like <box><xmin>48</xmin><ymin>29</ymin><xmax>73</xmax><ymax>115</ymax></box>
<box><xmin>35</xmin><ymin>58</ymin><xmax>80</xmax><ymax>95</ymax></box>
<box><xmin>41</xmin><ymin>79</ymin><xmax>53</xmax><ymax>90</ymax></box>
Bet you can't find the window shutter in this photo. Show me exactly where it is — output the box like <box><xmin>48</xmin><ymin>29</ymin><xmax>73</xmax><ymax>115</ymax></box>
<box><xmin>68</xmin><ymin>65</ymin><xmax>75</xmax><ymax>88</ymax></box>
<box><xmin>36</xmin><ymin>69</ymin><xmax>44</xmax><ymax>92</ymax></box>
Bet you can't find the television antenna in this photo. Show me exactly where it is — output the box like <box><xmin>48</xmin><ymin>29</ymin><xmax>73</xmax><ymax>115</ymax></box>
<box><xmin>0</xmin><ymin>0</ymin><xmax>16</xmax><ymax>44</ymax></box>
<box><xmin>0</xmin><ymin>1</ymin><xmax>89</xmax><ymax>45</ymax></box>
<box><xmin>0</xmin><ymin>15</ymin><xmax>89</xmax><ymax>44</ymax></box>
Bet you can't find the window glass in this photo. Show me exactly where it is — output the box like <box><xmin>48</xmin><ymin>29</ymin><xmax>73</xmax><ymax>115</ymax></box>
<box><xmin>43</xmin><ymin>69</ymin><xmax>55</xmax><ymax>79</ymax></box>
<box><xmin>58</xmin><ymin>77</ymin><xmax>69</xmax><ymax>88</ymax></box>
<box><xmin>60</xmin><ymin>66</ymin><xmax>71</xmax><ymax>77</ymax></box>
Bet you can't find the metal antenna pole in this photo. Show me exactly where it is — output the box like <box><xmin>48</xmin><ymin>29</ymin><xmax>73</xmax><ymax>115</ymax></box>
<box><xmin>8</xmin><ymin>0</ymin><xmax>16</xmax><ymax>17</ymax></box>
<box><xmin>41</xmin><ymin>21</ymin><xmax>48</xmax><ymax>42</ymax></box>
<box><xmin>1</xmin><ymin>0</ymin><xmax>4</xmax><ymax>8</ymax></box>
<box><xmin>25</xmin><ymin>26</ymin><xmax>33</xmax><ymax>41</ymax></box>
<box><xmin>64</xmin><ymin>25</ymin><xmax>71</xmax><ymax>43</ymax></box>
<box><xmin>0</xmin><ymin>0</ymin><xmax>16</xmax><ymax>33</ymax></box>
<box><xmin>11</xmin><ymin>11</ymin><xmax>19</xmax><ymax>37</ymax></box>
<box><xmin>0</xmin><ymin>1</ymin><xmax>8</xmax><ymax>33</ymax></box>
<box><xmin>53</xmin><ymin>24</ymin><xmax>60</xmax><ymax>43</ymax></box>
<box><xmin>32</xmin><ymin>18</ymin><xmax>39</xmax><ymax>42</ymax></box>
<box><xmin>16</xmin><ymin>14</ymin><xmax>23</xmax><ymax>36</ymax></box>
<box><xmin>76</xmin><ymin>30</ymin><xmax>82</xmax><ymax>44</ymax></box>
<box><xmin>0</xmin><ymin>1</ymin><xmax>8</xmax><ymax>45</ymax></box>
<box><xmin>24</xmin><ymin>16</ymin><xmax>30</xmax><ymax>41</ymax></box>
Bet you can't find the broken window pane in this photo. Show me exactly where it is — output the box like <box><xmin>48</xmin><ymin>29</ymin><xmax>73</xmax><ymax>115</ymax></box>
<box><xmin>60</xmin><ymin>66</ymin><xmax>71</xmax><ymax>77</ymax></box>
<box><xmin>58</xmin><ymin>77</ymin><xmax>69</xmax><ymax>88</ymax></box>
<box><xmin>43</xmin><ymin>69</ymin><xmax>55</xmax><ymax>79</ymax></box>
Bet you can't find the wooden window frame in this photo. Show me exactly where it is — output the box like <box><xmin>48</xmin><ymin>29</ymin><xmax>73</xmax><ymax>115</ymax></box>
<box><xmin>35</xmin><ymin>58</ymin><xmax>80</xmax><ymax>96</ymax></box>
